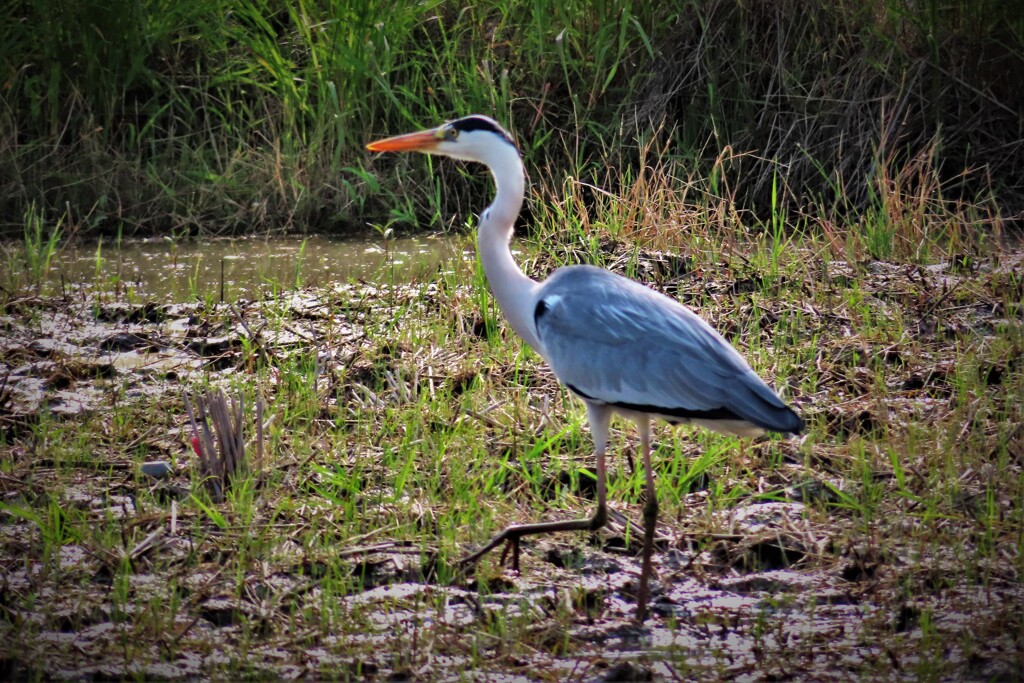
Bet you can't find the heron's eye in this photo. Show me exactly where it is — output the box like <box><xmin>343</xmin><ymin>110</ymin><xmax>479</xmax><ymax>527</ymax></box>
<box><xmin>445</xmin><ymin>128</ymin><xmax>458</xmax><ymax>140</ymax></box>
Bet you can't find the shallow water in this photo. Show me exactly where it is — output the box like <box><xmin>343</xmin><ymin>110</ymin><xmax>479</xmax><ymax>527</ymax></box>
<box><xmin>36</xmin><ymin>233</ymin><xmax>464</xmax><ymax>303</ymax></box>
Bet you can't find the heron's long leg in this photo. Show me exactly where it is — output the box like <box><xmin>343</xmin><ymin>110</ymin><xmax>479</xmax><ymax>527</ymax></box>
<box><xmin>460</xmin><ymin>404</ymin><xmax>610</xmax><ymax>572</ymax></box>
<box><xmin>636</xmin><ymin>419</ymin><xmax>657</xmax><ymax>622</ymax></box>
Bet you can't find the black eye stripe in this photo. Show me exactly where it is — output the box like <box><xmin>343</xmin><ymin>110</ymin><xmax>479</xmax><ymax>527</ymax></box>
<box><xmin>447</xmin><ymin>116</ymin><xmax>516</xmax><ymax>146</ymax></box>
<box><xmin>450</xmin><ymin>117</ymin><xmax>499</xmax><ymax>134</ymax></box>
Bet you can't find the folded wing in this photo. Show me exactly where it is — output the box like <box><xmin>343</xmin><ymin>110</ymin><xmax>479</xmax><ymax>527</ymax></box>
<box><xmin>533</xmin><ymin>265</ymin><xmax>803</xmax><ymax>435</ymax></box>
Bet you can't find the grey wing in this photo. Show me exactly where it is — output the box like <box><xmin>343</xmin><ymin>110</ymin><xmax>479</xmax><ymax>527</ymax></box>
<box><xmin>533</xmin><ymin>266</ymin><xmax>803</xmax><ymax>434</ymax></box>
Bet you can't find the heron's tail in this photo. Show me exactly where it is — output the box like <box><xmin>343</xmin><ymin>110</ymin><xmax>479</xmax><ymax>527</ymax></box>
<box><xmin>733</xmin><ymin>372</ymin><xmax>805</xmax><ymax>435</ymax></box>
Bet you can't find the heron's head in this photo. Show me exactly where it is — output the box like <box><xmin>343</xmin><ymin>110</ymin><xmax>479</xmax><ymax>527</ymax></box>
<box><xmin>367</xmin><ymin>115</ymin><xmax>518</xmax><ymax>166</ymax></box>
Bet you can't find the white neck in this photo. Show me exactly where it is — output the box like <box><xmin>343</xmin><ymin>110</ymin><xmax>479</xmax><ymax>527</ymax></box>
<box><xmin>473</xmin><ymin>144</ymin><xmax>543</xmax><ymax>352</ymax></box>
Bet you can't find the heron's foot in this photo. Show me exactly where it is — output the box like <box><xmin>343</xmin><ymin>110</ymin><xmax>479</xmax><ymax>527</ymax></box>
<box><xmin>459</xmin><ymin>527</ymin><xmax>523</xmax><ymax>573</ymax></box>
<box><xmin>459</xmin><ymin>511</ymin><xmax>608</xmax><ymax>576</ymax></box>
<box><xmin>498</xmin><ymin>536</ymin><xmax>521</xmax><ymax>571</ymax></box>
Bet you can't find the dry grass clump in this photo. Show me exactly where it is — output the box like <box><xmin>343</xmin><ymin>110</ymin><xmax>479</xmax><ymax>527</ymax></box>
<box><xmin>184</xmin><ymin>389</ymin><xmax>264</xmax><ymax>502</ymax></box>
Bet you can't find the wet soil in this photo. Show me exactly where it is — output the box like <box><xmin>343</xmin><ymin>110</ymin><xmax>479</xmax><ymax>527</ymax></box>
<box><xmin>1</xmin><ymin>240</ymin><xmax>1022</xmax><ymax>681</ymax></box>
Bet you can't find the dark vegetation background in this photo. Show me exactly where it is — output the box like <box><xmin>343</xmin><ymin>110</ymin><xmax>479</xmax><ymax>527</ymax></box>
<box><xmin>1</xmin><ymin>0</ymin><xmax>1022</xmax><ymax>239</ymax></box>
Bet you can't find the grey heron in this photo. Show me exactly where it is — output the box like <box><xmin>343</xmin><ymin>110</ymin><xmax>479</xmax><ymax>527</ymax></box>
<box><xmin>367</xmin><ymin>115</ymin><xmax>804</xmax><ymax>622</ymax></box>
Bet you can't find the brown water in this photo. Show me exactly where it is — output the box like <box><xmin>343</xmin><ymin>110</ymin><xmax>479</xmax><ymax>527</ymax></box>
<box><xmin>43</xmin><ymin>234</ymin><xmax>466</xmax><ymax>303</ymax></box>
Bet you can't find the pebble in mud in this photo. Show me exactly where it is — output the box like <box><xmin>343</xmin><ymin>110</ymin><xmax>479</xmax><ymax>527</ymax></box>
<box><xmin>140</xmin><ymin>461</ymin><xmax>172</xmax><ymax>479</ymax></box>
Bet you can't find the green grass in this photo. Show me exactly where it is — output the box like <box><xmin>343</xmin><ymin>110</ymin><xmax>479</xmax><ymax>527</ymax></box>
<box><xmin>1</xmin><ymin>0</ymin><xmax>1020</xmax><ymax>246</ymax></box>
<box><xmin>1</xmin><ymin>203</ymin><xmax>63</xmax><ymax>294</ymax></box>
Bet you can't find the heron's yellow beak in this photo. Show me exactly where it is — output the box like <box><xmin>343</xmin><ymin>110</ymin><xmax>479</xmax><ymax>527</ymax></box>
<box><xmin>366</xmin><ymin>128</ymin><xmax>442</xmax><ymax>153</ymax></box>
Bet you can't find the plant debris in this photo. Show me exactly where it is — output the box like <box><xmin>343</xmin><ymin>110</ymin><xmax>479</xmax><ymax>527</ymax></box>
<box><xmin>0</xmin><ymin>240</ymin><xmax>1022</xmax><ymax>680</ymax></box>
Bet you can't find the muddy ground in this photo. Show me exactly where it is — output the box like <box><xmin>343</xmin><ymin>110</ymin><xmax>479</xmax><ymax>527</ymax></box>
<box><xmin>1</xmin><ymin>242</ymin><xmax>1022</xmax><ymax>681</ymax></box>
